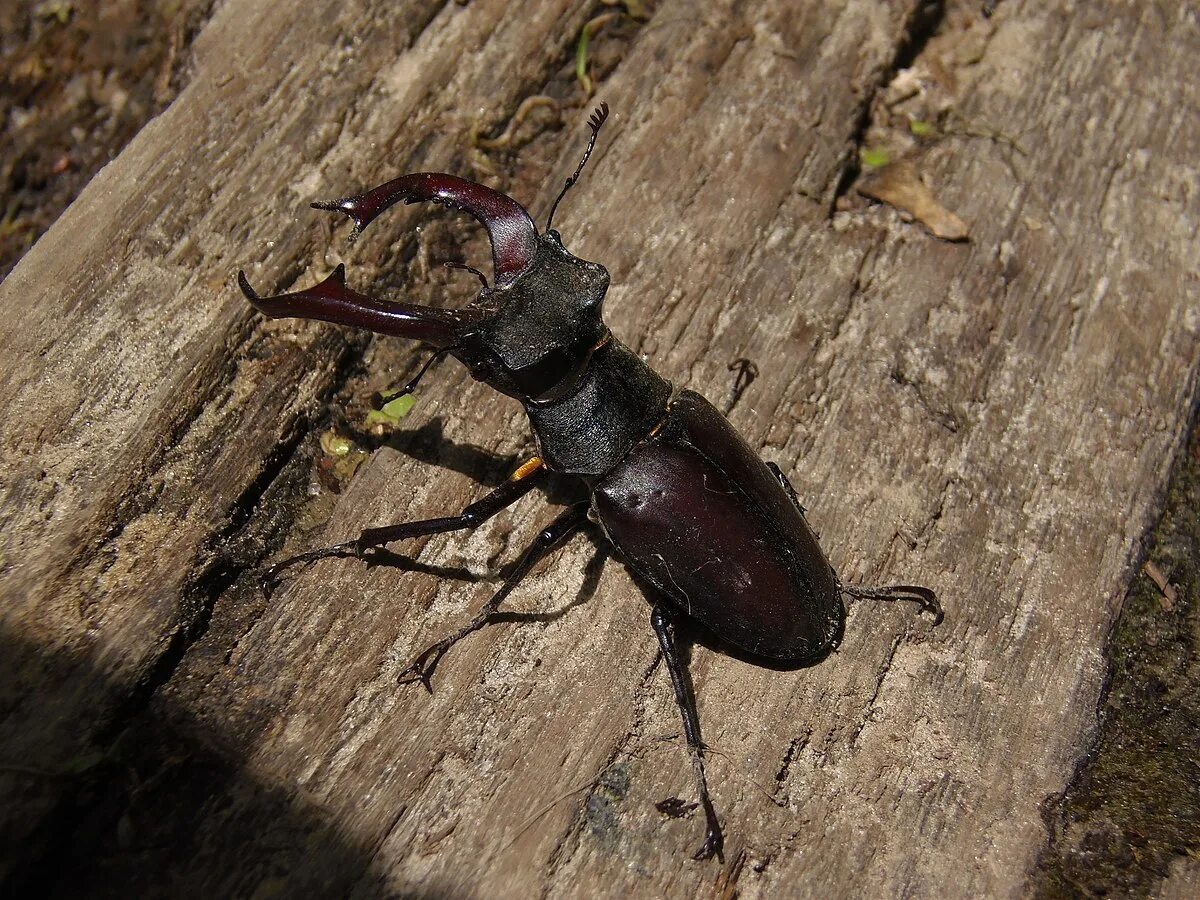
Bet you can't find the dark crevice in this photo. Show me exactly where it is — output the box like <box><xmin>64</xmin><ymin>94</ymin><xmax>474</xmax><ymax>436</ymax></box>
<box><xmin>770</xmin><ymin>731</ymin><xmax>810</xmax><ymax>805</ymax></box>
<box><xmin>829</xmin><ymin>0</ymin><xmax>948</xmax><ymax>212</ymax></box>
<box><xmin>144</xmin><ymin>334</ymin><xmax>368</xmax><ymax>699</ymax></box>
<box><xmin>847</xmin><ymin>634</ymin><xmax>904</xmax><ymax>751</ymax></box>
<box><xmin>101</xmin><ymin>415</ymin><xmax>312</xmax><ymax>743</ymax></box>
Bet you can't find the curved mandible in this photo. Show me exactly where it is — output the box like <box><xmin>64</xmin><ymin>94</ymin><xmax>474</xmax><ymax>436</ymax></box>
<box><xmin>313</xmin><ymin>173</ymin><xmax>539</xmax><ymax>288</ymax></box>
<box><xmin>238</xmin><ymin>264</ymin><xmax>480</xmax><ymax>348</ymax></box>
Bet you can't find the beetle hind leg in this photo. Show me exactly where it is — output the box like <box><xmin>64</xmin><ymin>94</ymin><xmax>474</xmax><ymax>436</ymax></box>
<box><xmin>397</xmin><ymin>502</ymin><xmax>590</xmax><ymax>691</ymax></box>
<box><xmin>650</xmin><ymin>605</ymin><xmax>724</xmax><ymax>861</ymax></box>
<box><xmin>844</xmin><ymin>584</ymin><xmax>944</xmax><ymax>626</ymax></box>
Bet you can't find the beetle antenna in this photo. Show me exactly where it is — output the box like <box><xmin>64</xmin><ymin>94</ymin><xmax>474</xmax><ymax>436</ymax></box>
<box><xmin>844</xmin><ymin>584</ymin><xmax>944</xmax><ymax>625</ymax></box>
<box><xmin>545</xmin><ymin>101</ymin><xmax>610</xmax><ymax>232</ymax></box>
<box><xmin>384</xmin><ymin>346</ymin><xmax>456</xmax><ymax>400</ymax></box>
<box><xmin>443</xmin><ymin>261</ymin><xmax>489</xmax><ymax>289</ymax></box>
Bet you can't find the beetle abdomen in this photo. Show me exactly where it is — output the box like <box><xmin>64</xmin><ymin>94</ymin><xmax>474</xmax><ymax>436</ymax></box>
<box><xmin>592</xmin><ymin>391</ymin><xmax>843</xmax><ymax>662</ymax></box>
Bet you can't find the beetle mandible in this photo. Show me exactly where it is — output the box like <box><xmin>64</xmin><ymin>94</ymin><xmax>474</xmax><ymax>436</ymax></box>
<box><xmin>239</xmin><ymin>104</ymin><xmax>941</xmax><ymax>860</ymax></box>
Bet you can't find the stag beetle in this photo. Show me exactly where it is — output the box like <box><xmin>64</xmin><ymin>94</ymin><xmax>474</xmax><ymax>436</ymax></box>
<box><xmin>239</xmin><ymin>105</ymin><xmax>941</xmax><ymax>860</ymax></box>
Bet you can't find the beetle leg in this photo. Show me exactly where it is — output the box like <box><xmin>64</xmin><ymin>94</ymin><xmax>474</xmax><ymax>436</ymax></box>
<box><xmin>766</xmin><ymin>461</ymin><xmax>807</xmax><ymax>515</ymax></box>
<box><xmin>375</xmin><ymin>346</ymin><xmax>455</xmax><ymax>405</ymax></box>
<box><xmin>238</xmin><ymin>264</ymin><xmax>482</xmax><ymax>348</ymax></box>
<box><xmin>260</xmin><ymin>457</ymin><xmax>547</xmax><ymax>593</ymax></box>
<box><xmin>844</xmin><ymin>584</ymin><xmax>944</xmax><ymax>626</ymax></box>
<box><xmin>649</xmin><ymin>605</ymin><xmax>724</xmax><ymax>861</ymax></box>
<box><xmin>397</xmin><ymin>502</ymin><xmax>591</xmax><ymax>690</ymax></box>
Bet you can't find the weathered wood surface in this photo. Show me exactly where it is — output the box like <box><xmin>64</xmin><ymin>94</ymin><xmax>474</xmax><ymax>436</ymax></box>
<box><xmin>1</xmin><ymin>0</ymin><xmax>1197</xmax><ymax>895</ymax></box>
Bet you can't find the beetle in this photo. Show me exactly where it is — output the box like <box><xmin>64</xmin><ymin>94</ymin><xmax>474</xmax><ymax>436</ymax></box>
<box><xmin>238</xmin><ymin>104</ymin><xmax>941</xmax><ymax>860</ymax></box>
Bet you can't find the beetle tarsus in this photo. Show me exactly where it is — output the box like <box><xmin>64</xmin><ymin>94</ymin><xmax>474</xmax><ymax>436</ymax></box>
<box><xmin>650</xmin><ymin>605</ymin><xmax>725</xmax><ymax>862</ymax></box>
<box><xmin>259</xmin><ymin>541</ymin><xmax>361</xmax><ymax>596</ymax></box>
<box><xmin>397</xmin><ymin>643</ymin><xmax>447</xmax><ymax>693</ymax></box>
<box><xmin>844</xmin><ymin>584</ymin><xmax>944</xmax><ymax>626</ymax></box>
<box><xmin>394</xmin><ymin>346</ymin><xmax>455</xmax><ymax>398</ymax></box>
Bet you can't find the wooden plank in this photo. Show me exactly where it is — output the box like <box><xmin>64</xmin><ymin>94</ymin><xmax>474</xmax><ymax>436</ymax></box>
<box><xmin>2</xmin><ymin>0</ymin><xmax>1197</xmax><ymax>896</ymax></box>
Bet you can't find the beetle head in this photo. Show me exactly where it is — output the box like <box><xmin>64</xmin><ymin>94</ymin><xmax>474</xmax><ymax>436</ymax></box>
<box><xmin>451</xmin><ymin>103</ymin><xmax>613</xmax><ymax>404</ymax></box>
<box><xmin>453</xmin><ymin>230</ymin><xmax>610</xmax><ymax>403</ymax></box>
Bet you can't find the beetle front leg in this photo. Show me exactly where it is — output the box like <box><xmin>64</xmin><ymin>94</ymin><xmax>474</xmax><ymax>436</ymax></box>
<box><xmin>650</xmin><ymin>605</ymin><xmax>724</xmax><ymax>861</ymax></box>
<box><xmin>261</xmin><ymin>457</ymin><xmax>547</xmax><ymax>593</ymax></box>
<box><xmin>398</xmin><ymin>502</ymin><xmax>591</xmax><ymax>690</ymax></box>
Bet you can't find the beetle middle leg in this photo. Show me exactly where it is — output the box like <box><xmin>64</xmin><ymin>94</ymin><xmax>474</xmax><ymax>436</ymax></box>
<box><xmin>766</xmin><ymin>461</ymin><xmax>807</xmax><ymax>515</ymax></box>
<box><xmin>650</xmin><ymin>604</ymin><xmax>724</xmax><ymax>861</ymax></box>
<box><xmin>397</xmin><ymin>502</ymin><xmax>591</xmax><ymax>690</ymax></box>
<box><xmin>261</xmin><ymin>457</ymin><xmax>547</xmax><ymax>592</ymax></box>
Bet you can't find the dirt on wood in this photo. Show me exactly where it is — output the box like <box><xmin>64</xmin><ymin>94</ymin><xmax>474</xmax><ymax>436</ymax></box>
<box><xmin>0</xmin><ymin>0</ymin><xmax>214</xmax><ymax>280</ymax></box>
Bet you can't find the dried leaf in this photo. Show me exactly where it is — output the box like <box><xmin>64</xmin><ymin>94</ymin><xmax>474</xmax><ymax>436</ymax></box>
<box><xmin>1143</xmin><ymin>560</ymin><xmax>1178</xmax><ymax>611</ymax></box>
<box><xmin>859</xmin><ymin>160</ymin><xmax>969</xmax><ymax>241</ymax></box>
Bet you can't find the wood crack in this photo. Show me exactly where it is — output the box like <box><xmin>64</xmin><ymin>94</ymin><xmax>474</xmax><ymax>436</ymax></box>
<box><xmin>827</xmin><ymin>0</ymin><xmax>949</xmax><ymax>213</ymax></box>
<box><xmin>770</xmin><ymin>730</ymin><xmax>811</xmax><ymax>806</ymax></box>
<box><xmin>847</xmin><ymin>633</ymin><xmax>905</xmax><ymax>752</ymax></box>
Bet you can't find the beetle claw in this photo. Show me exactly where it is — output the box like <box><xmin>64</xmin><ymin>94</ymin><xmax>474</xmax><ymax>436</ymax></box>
<box><xmin>397</xmin><ymin>643</ymin><xmax>449</xmax><ymax>692</ymax></box>
<box><xmin>258</xmin><ymin>540</ymin><xmax>361</xmax><ymax>595</ymax></box>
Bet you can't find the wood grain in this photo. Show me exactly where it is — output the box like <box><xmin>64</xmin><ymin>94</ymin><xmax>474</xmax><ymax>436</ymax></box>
<box><xmin>1</xmin><ymin>0</ymin><xmax>1197</xmax><ymax>896</ymax></box>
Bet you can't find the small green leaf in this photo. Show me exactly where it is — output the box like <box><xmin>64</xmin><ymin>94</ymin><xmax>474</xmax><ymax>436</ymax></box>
<box><xmin>860</xmin><ymin>146</ymin><xmax>890</xmax><ymax>169</ymax></box>
<box><xmin>909</xmin><ymin>119</ymin><xmax>936</xmax><ymax>138</ymax></box>
<box><xmin>365</xmin><ymin>393</ymin><xmax>416</xmax><ymax>427</ymax></box>
<box><xmin>575</xmin><ymin>26</ymin><xmax>593</xmax><ymax>96</ymax></box>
